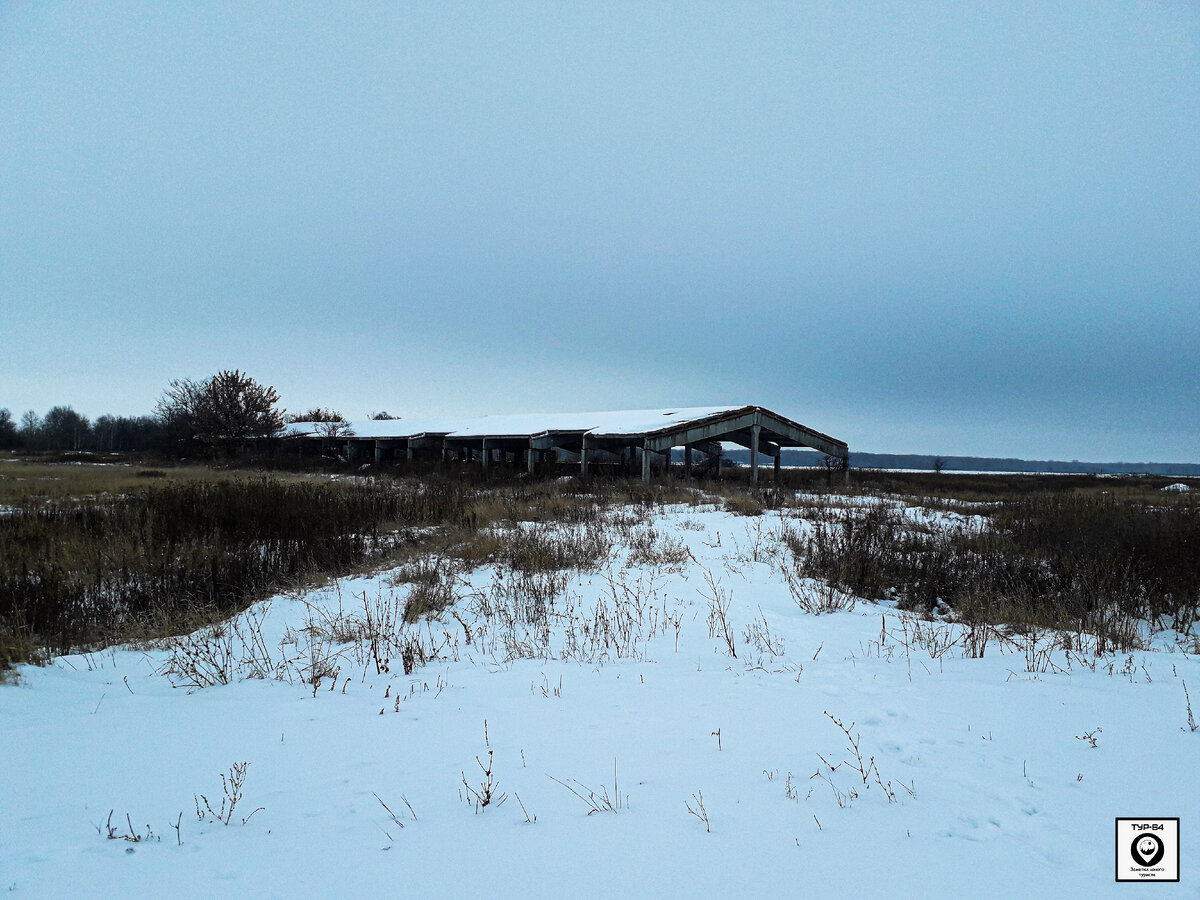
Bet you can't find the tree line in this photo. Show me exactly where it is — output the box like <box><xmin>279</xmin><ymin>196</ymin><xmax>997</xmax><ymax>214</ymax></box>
<box><xmin>0</xmin><ymin>370</ymin><xmax>386</xmax><ymax>456</ymax></box>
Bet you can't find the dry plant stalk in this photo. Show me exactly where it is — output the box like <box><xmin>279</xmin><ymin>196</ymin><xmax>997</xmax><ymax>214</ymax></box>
<box><xmin>194</xmin><ymin>761</ymin><xmax>259</xmax><ymax>826</ymax></box>
<box><xmin>685</xmin><ymin>791</ymin><xmax>711</xmax><ymax>833</ymax></box>
<box><xmin>548</xmin><ymin>758</ymin><xmax>628</xmax><ymax>814</ymax></box>
<box><xmin>701</xmin><ymin>568</ymin><xmax>737</xmax><ymax>658</ymax></box>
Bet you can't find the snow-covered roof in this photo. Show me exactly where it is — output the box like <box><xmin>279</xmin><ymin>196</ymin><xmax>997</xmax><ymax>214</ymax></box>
<box><xmin>283</xmin><ymin>406</ymin><xmax>746</xmax><ymax>440</ymax></box>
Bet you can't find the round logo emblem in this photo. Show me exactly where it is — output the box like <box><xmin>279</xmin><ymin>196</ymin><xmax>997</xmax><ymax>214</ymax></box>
<box><xmin>1131</xmin><ymin>833</ymin><xmax>1165</xmax><ymax>868</ymax></box>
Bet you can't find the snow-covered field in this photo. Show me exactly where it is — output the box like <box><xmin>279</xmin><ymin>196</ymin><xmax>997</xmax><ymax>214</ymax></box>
<box><xmin>2</xmin><ymin>502</ymin><xmax>1197</xmax><ymax>897</ymax></box>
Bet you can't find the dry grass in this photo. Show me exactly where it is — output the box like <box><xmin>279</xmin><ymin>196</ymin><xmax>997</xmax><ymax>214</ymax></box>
<box><xmin>0</xmin><ymin>458</ymin><xmax>255</xmax><ymax>505</ymax></box>
<box><xmin>786</xmin><ymin>491</ymin><xmax>1200</xmax><ymax>649</ymax></box>
<box><xmin>6</xmin><ymin>453</ymin><xmax>1197</xmax><ymax>677</ymax></box>
<box><xmin>723</xmin><ymin>493</ymin><xmax>766</xmax><ymax>517</ymax></box>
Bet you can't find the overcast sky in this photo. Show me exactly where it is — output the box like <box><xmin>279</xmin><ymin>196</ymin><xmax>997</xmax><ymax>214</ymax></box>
<box><xmin>2</xmin><ymin>2</ymin><xmax>1197</xmax><ymax>460</ymax></box>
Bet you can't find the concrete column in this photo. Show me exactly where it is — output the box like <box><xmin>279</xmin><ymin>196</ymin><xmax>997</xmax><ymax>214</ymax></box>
<box><xmin>715</xmin><ymin>445</ymin><xmax>723</xmax><ymax>478</ymax></box>
<box><xmin>684</xmin><ymin>444</ymin><xmax>692</xmax><ymax>478</ymax></box>
<box><xmin>750</xmin><ymin>424</ymin><xmax>761</xmax><ymax>484</ymax></box>
<box><xmin>375</xmin><ymin>440</ymin><xmax>382</xmax><ymax>464</ymax></box>
<box><xmin>641</xmin><ymin>442</ymin><xmax>651</xmax><ymax>482</ymax></box>
<box><xmin>406</xmin><ymin>439</ymin><xmax>414</xmax><ymax>462</ymax></box>
<box><xmin>580</xmin><ymin>436</ymin><xmax>591</xmax><ymax>476</ymax></box>
<box><xmin>345</xmin><ymin>440</ymin><xmax>354</xmax><ymax>461</ymax></box>
<box><xmin>774</xmin><ymin>449</ymin><xmax>781</xmax><ymax>481</ymax></box>
<box><xmin>527</xmin><ymin>443</ymin><xmax>536</xmax><ymax>474</ymax></box>
<box><xmin>481</xmin><ymin>439</ymin><xmax>489</xmax><ymax>468</ymax></box>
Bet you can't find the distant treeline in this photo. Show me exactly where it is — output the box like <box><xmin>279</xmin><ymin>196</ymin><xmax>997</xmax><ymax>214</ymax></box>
<box><xmin>0</xmin><ymin>369</ymin><xmax>284</xmax><ymax>456</ymax></box>
<box><xmin>0</xmin><ymin>406</ymin><xmax>164</xmax><ymax>453</ymax></box>
<box><xmin>715</xmin><ymin>448</ymin><xmax>1200</xmax><ymax>477</ymax></box>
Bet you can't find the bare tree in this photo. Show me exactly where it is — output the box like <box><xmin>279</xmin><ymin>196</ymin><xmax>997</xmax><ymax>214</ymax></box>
<box><xmin>42</xmin><ymin>406</ymin><xmax>91</xmax><ymax>451</ymax></box>
<box><xmin>293</xmin><ymin>408</ymin><xmax>354</xmax><ymax>439</ymax></box>
<box><xmin>313</xmin><ymin>420</ymin><xmax>355</xmax><ymax>440</ymax></box>
<box><xmin>0</xmin><ymin>409</ymin><xmax>18</xmax><ymax>449</ymax></box>
<box><xmin>155</xmin><ymin>377</ymin><xmax>205</xmax><ymax>456</ymax></box>
<box><xmin>192</xmin><ymin>370</ymin><xmax>284</xmax><ymax>454</ymax></box>
<box><xmin>18</xmin><ymin>410</ymin><xmax>41</xmax><ymax>448</ymax></box>
<box><xmin>295</xmin><ymin>407</ymin><xmax>344</xmax><ymax>423</ymax></box>
<box><xmin>156</xmin><ymin>371</ymin><xmax>284</xmax><ymax>457</ymax></box>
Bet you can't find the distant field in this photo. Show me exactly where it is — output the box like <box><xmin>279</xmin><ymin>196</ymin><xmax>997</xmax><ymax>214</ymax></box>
<box><xmin>0</xmin><ymin>457</ymin><xmax>315</xmax><ymax>506</ymax></box>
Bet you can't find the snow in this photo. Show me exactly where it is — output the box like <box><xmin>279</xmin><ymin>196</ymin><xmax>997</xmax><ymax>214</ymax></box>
<box><xmin>283</xmin><ymin>406</ymin><xmax>746</xmax><ymax>440</ymax></box>
<box><xmin>2</xmin><ymin>503</ymin><xmax>1198</xmax><ymax>897</ymax></box>
<box><xmin>1163</xmin><ymin>483</ymin><xmax>1192</xmax><ymax>492</ymax></box>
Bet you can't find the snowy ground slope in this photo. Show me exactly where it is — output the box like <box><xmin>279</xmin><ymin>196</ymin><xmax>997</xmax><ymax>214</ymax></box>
<box><xmin>2</xmin><ymin>504</ymin><xmax>1198</xmax><ymax>898</ymax></box>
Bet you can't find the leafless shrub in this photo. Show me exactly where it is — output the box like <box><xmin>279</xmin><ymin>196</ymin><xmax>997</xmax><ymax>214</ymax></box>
<box><xmin>387</xmin><ymin>556</ymin><xmax>444</xmax><ymax>587</ymax></box>
<box><xmin>603</xmin><ymin>507</ymin><xmax>651</xmax><ymax>539</ymax></box>
<box><xmin>625</xmin><ymin>525</ymin><xmax>691</xmax><ymax>570</ymax></box>
<box><xmin>97</xmin><ymin>810</ymin><xmax>158</xmax><ymax>843</ymax></box>
<box><xmin>194</xmin><ymin>761</ymin><xmax>260</xmax><ymax>826</ymax></box>
<box><xmin>1005</xmin><ymin>627</ymin><xmax>1069</xmax><ymax>674</ymax></box>
<box><xmin>461</xmin><ymin>750</ymin><xmax>506</xmax><ymax>813</ymax></box>
<box><xmin>814</xmin><ymin>711</ymin><xmax>912</xmax><ymax>807</ymax></box>
<box><xmin>160</xmin><ymin>606</ymin><xmax>281</xmax><ymax>688</ymax></box>
<box><xmin>724</xmin><ymin>493</ymin><xmax>765</xmax><ymax>517</ymax></box>
<box><xmin>962</xmin><ymin>618</ymin><xmax>996</xmax><ymax>659</ymax></box>
<box><xmin>403</xmin><ymin>577</ymin><xmax>456</xmax><ymax>623</ymax></box>
<box><xmin>890</xmin><ymin>614</ymin><xmax>960</xmax><ymax>660</ymax></box>
<box><xmin>743</xmin><ymin>606</ymin><xmax>784</xmax><ymax>658</ymax></box>
<box><xmin>498</xmin><ymin>522</ymin><xmax>612</xmax><ymax>574</ymax></box>
<box><xmin>780</xmin><ymin>564</ymin><xmax>855</xmax><ymax>615</ymax></box>
<box><xmin>162</xmin><ymin>623</ymin><xmax>235</xmax><ymax>688</ymax></box>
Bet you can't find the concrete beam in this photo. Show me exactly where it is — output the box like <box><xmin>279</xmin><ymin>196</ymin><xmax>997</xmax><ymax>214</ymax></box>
<box><xmin>642</xmin><ymin>411</ymin><xmax>759</xmax><ymax>453</ymax></box>
<box><xmin>530</xmin><ymin>431</ymin><xmax>587</xmax><ymax>452</ymax></box>
<box><xmin>723</xmin><ymin>429</ymin><xmax>781</xmax><ymax>459</ymax></box>
<box><xmin>640</xmin><ymin>407</ymin><xmax>848</xmax><ymax>461</ymax></box>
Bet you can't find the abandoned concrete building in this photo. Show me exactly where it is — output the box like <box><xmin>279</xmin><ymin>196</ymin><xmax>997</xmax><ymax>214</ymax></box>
<box><xmin>280</xmin><ymin>405</ymin><xmax>848</xmax><ymax>483</ymax></box>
